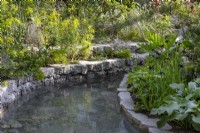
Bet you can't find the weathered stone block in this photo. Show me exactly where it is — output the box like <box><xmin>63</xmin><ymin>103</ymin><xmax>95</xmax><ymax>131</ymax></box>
<box><xmin>5</xmin><ymin>80</ymin><xmax>18</xmax><ymax>92</ymax></box>
<box><xmin>44</xmin><ymin>77</ymin><xmax>54</xmax><ymax>85</ymax></box>
<box><xmin>70</xmin><ymin>65</ymin><xmax>83</xmax><ymax>74</ymax></box>
<box><xmin>92</xmin><ymin>63</ymin><xmax>103</xmax><ymax>72</ymax></box>
<box><xmin>41</xmin><ymin>67</ymin><xmax>55</xmax><ymax>78</ymax></box>
<box><xmin>1</xmin><ymin>92</ymin><xmax>16</xmax><ymax>104</ymax></box>
<box><xmin>125</xmin><ymin>58</ymin><xmax>135</xmax><ymax>66</ymax></box>
<box><xmin>63</xmin><ymin>65</ymin><xmax>71</xmax><ymax>74</ymax></box>
<box><xmin>81</xmin><ymin>65</ymin><xmax>88</xmax><ymax>75</ymax></box>
<box><xmin>102</xmin><ymin>61</ymin><xmax>111</xmax><ymax>70</ymax></box>
<box><xmin>18</xmin><ymin>77</ymin><xmax>27</xmax><ymax>85</ymax></box>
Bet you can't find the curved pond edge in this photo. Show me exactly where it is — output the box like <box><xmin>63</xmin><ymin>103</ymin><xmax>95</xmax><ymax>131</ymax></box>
<box><xmin>0</xmin><ymin>56</ymin><xmax>148</xmax><ymax>118</ymax></box>
<box><xmin>117</xmin><ymin>74</ymin><xmax>173</xmax><ymax>133</ymax></box>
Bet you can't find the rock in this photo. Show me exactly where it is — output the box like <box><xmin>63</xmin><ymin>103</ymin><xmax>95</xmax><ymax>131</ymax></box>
<box><xmin>126</xmin><ymin>58</ymin><xmax>135</xmax><ymax>66</ymax></box>
<box><xmin>63</xmin><ymin>65</ymin><xmax>71</xmax><ymax>74</ymax></box>
<box><xmin>102</xmin><ymin>61</ymin><xmax>111</xmax><ymax>70</ymax></box>
<box><xmin>148</xmin><ymin>128</ymin><xmax>173</xmax><ymax>133</ymax></box>
<box><xmin>118</xmin><ymin>92</ymin><xmax>134</xmax><ymax>110</ymax></box>
<box><xmin>8</xmin><ymin>120</ymin><xmax>22</xmax><ymax>128</ymax></box>
<box><xmin>41</xmin><ymin>67</ymin><xmax>55</xmax><ymax>78</ymax></box>
<box><xmin>50</xmin><ymin>64</ymin><xmax>65</xmax><ymax>75</ymax></box>
<box><xmin>70</xmin><ymin>64</ymin><xmax>83</xmax><ymax>74</ymax></box>
<box><xmin>0</xmin><ymin>87</ymin><xmax>8</xmax><ymax>92</ymax></box>
<box><xmin>1</xmin><ymin>92</ymin><xmax>16</xmax><ymax>104</ymax></box>
<box><xmin>1</xmin><ymin>124</ymin><xmax>10</xmax><ymax>129</ymax></box>
<box><xmin>6</xmin><ymin>80</ymin><xmax>18</xmax><ymax>92</ymax></box>
<box><xmin>119</xmin><ymin>74</ymin><xmax>128</xmax><ymax>88</ymax></box>
<box><xmin>81</xmin><ymin>65</ymin><xmax>88</xmax><ymax>75</ymax></box>
<box><xmin>92</xmin><ymin>63</ymin><xmax>103</xmax><ymax>72</ymax></box>
<box><xmin>44</xmin><ymin>77</ymin><xmax>54</xmax><ymax>85</ymax></box>
<box><xmin>18</xmin><ymin>77</ymin><xmax>27</xmax><ymax>85</ymax></box>
<box><xmin>117</xmin><ymin>88</ymin><xmax>128</xmax><ymax>92</ymax></box>
<box><xmin>87</xmin><ymin>73</ymin><xmax>95</xmax><ymax>79</ymax></box>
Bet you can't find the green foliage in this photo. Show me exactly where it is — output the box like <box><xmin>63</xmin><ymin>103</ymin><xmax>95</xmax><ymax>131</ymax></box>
<box><xmin>113</xmin><ymin>49</ymin><xmax>132</xmax><ymax>59</ymax></box>
<box><xmin>0</xmin><ymin>0</ymin><xmax>42</xmax><ymax>79</ymax></box>
<box><xmin>47</xmin><ymin>50</ymin><xmax>68</xmax><ymax>64</ymax></box>
<box><xmin>127</xmin><ymin>34</ymin><xmax>184</xmax><ymax>111</ymax></box>
<box><xmin>179</xmin><ymin>35</ymin><xmax>200</xmax><ymax>81</ymax></box>
<box><xmin>34</xmin><ymin>69</ymin><xmax>45</xmax><ymax>80</ymax></box>
<box><xmin>0</xmin><ymin>0</ymin><xmax>95</xmax><ymax>79</ymax></box>
<box><xmin>151</xmin><ymin>81</ymin><xmax>200</xmax><ymax>131</ymax></box>
<box><xmin>117</xmin><ymin>5</ymin><xmax>174</xmax><ymax>42</ymax></box>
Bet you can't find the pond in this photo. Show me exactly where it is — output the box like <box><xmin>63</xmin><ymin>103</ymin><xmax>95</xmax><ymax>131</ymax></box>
<box><xmin>1</xmin><ymin>74</ymin><xmax>140</xmax><ymax>133</ymax></box>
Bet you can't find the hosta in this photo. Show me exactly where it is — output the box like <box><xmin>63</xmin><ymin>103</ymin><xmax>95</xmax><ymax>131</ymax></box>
<box><xmin>151</xmin><ymin>81</ymin><xmax>200</xmax><ymax>131</ymax></box>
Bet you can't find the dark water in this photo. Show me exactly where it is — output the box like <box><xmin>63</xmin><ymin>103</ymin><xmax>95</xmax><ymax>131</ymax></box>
<box><xmin>2</xmin><ymin>74</ymin><xmax>140</xmax><ymax>133</ymax></box>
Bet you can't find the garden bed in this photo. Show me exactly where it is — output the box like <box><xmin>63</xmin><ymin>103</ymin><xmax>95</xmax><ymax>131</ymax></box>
<box><xmin>117</xmin><ymin>74</ymin><xmax>173</xmax><ymax>133</ymax></box>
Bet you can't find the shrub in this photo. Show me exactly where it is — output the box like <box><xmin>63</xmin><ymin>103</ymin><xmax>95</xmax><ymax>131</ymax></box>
<box><xmin>114</xmin><ymin>49</ymin><xmax>132</xmax><ymax>59</ymax></box>
<box><xmin>34</xmin><ymin>69</ymin><xmax>45</xmax><ymax>80</ymax></box>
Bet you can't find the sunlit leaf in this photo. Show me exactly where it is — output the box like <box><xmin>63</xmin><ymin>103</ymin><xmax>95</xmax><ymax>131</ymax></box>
<box><xmin>170</xmin><ymin>83</ymin><xmax>184</xmax><ymax>90</ymax></box>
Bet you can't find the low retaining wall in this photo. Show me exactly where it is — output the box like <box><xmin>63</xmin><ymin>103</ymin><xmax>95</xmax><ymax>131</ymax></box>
<box><xmin>117</xmin><ymin>75</ymin><xmax>173</xmax><ymax>133</ymax></box>
<box><xmin>0</xmin><ymin>57</ymin><xmax>144</xmax><ymax>118</ymax></box>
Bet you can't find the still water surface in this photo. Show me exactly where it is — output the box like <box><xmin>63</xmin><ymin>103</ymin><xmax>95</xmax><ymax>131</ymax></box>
<box><xmin>2</xmin><ymin>74</ymin><xmax>140</xmax><ymax>133</ymax></box>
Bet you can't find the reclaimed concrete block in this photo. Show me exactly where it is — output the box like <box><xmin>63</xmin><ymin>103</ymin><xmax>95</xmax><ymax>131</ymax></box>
<box><xmin>149</xmin><ymin>128</ymin><xmax>173</xmax><ymax>133</ymax></box>
<box><xmin>119</xmin><ymin>74</ymin><xmax>128</xmax><ymax>88</ymax></box>
<box><xmin>140</xmin><ymin>118</ymin><xmax>172</xmax><ymax>132</ymax></box>
<box><xmin>118</xmin><ymin>92</ymin><xmax>134</xmax><ymax>110</ymax></box>
<box><xmin>117</xmin><ymin>88</ymin><xmax>128</xmax><ymax>92</ymax></box>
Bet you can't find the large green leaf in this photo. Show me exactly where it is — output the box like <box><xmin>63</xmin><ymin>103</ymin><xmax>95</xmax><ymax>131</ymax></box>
<box><xmin>157</xmin><ymin>112</ymin><xmax>177</xmax><ymax>128</ymax></box>
<box><xmin>152</xmin><ymin>101</ymin><xmax>180</xmax><ymax>115</ymax></box>
<box><xmin>192</xmin><ymin>122</ymin><xmax>200</xmax><ymax>131</ymax></box>
<box><xmin>193</xmin><ymin>88</ymin><xmax>200</xmax><ymax>98</ymax></box>
<box><xmin>195</xmin><ymin>78</ymin><xmax>200</xmax><ymax>84</ymax></box>
<box><xmin>188</xmin><ymin>82</ymin><xmax>197</xmax><ymax>90</ymax></box>
<box><xmin>192</xmin><ymin>115</ymin><xmax>200</xmax><ymax>131</ymax></box>
<box><xmin>182</xmin><ymin>39</ymin><xmax>193</xmax><ymax>49</ymax></box>
<box><xmin>169</xmin><ymin>83</ymin><xmax>184</xmax><ymax>90</ymax></box>
<box><xmin>192</xmin><ymin>115</ymin><xmax>200</xmax><ymax>124</ymax></box>
<box><xmin>157</xmin><ymin>116</ymin><xmax>169</xmax><ymax>128</ymax></box>
<box><xmin>174</xmin><ymin>113</ymin><xmax>187</xmax><ymax>121</ymax></box>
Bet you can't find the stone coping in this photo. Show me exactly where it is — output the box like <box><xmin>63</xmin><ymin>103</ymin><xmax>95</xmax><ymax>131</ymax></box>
<box><xmin>0</xmin><ymin>57</ymin><xmax>149</xmax><ymax>118</ymax></box>
<box><xmin>117</xmin><ymin>74</ymin><xmax>173</xmax><ymax>133</ymax></box>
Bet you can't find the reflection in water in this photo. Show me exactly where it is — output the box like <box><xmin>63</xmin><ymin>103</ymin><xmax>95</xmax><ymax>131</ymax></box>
<box><xmin>2</xmin><ymin>75</ymin><xmax>140</xmax><ymax>133</ymax></box>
